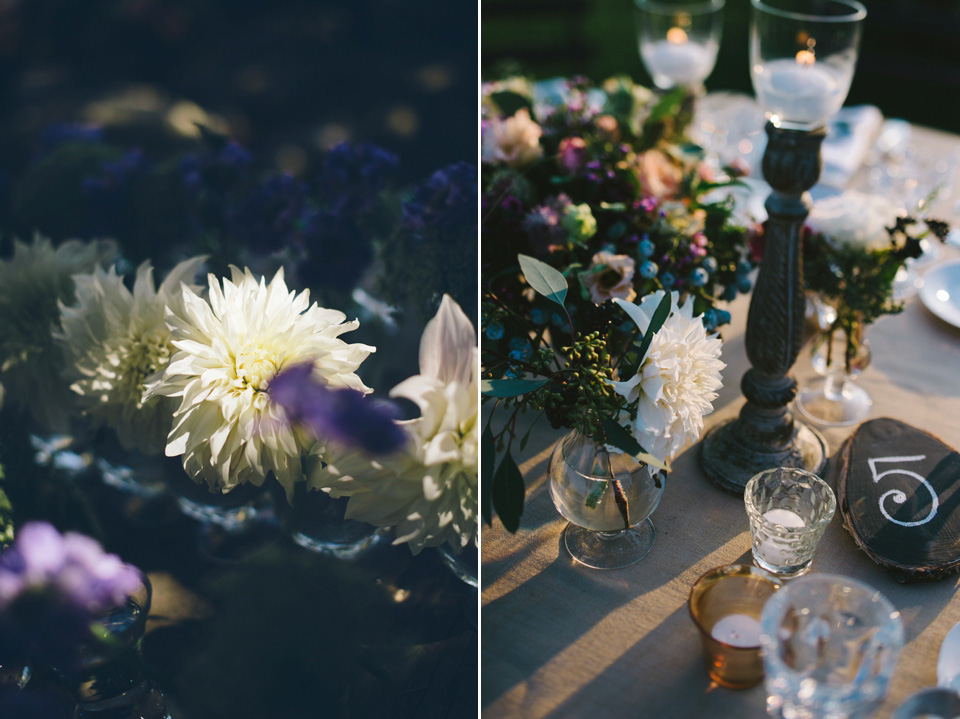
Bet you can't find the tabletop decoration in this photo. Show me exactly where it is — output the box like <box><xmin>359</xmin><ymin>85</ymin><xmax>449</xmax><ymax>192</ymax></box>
<box><xmin>481</xmin><ymin>73</ymin><xmax>757</xmax><ymax>537</ymax></box>
<box><xmin>744</xmin><ymin>467</ymin><xmax>835</xmax><ymax>577</ymax></box>
<box><xmin>309</xmin><ymin>295</ymin><xmax>479</xmax><ymax>570</ymax></box>
<box><xmin>688</xmin><ymin>564</ymin><xmax>782</xmax><ymax>689</ymax></box>
<box><xmin>893</xmin><ymin>687</ymin><xmax>960</xmax><ymax>719</ymax></box>
<box><xmin>760</xmin><ymin>574</ymin><xmax>903</xmax><ymax>719</ymax></box>
<box><xmin>837</xmin><ymin>417</ymin><xmax>960</xmax><ymax>582</ymax></box>
<box><xmin>0</xmin><ymin>522</ymin><xmax>169</xmax><ymax>718</ymax></box>
<box><xmin>797</xmin><ymin>192</ymin><xmax>950</xmax><ymax>426</ymax></box>
<box><xmin>634</xmin><ymin>0</ymin><xmax>725</xmax><ymax>92</ymax></box>
<box><xmin>0</xmin><ymin>235</ymin><xmax>116</xmax><ymax>434</ymax></box>
<box><xmin>699</xmin><ymin>0</ymin><xmax>867</xmax><ymax>494</ymax></box>
<box><xmin>143</xmin><ymin>265</ymin><xmax>375</xmax><ymax>503</ymax></box>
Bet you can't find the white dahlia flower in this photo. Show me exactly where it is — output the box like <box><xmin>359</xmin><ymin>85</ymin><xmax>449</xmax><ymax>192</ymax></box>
<box><xmin>57</xmin><ymin>257</ymin><xmax>206</xmax><ymax>455</ymax></box>
<box><xmin>312</xmin><ymin>295</ymin><xmax>478</xmax><ymax>554</ymax></box>
<box><xmin>0</xmin><ymin>235</ymin><xmax>115</xmax><ymax>431</ymax></box>
<box><xmin>144</xmin><ymin>266</ymin><xmax>373</xmax><ymax>499</ymax></box>
<box><xmin>609</xmin><ymin>291</ymin><xmax>724</xmax><ymax>469</ymax></box>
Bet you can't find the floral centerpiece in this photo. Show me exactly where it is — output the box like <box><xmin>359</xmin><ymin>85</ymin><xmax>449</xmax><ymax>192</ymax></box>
<box><xmin>804</xmin><ymin>190</ymin><xmax>950</xmax><ymax>369</ymax></box>
<box><xmin>481</xmin><ymin>75</ymin><xmax>755</xmax><ymax>533</ymax></box>
<box><xmin>798</xmin><ymin>190</ymin><xmax>950</xmax><ymax>425</ymax></box>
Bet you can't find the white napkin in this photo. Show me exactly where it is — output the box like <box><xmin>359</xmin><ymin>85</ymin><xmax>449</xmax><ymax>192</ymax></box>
<box><xmin>819</xmin><ymin>105</ymin><xmax>884</xmax><ymax>189</ymax></box>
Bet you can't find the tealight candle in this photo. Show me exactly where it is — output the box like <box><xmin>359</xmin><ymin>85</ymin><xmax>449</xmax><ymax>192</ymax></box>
<box><xmin>710</xmin><ymin>613</ymin><xmax>763</xmax><ymax>647</ymax></box>
<box><xmin>640</xmin><ymin>32</ymin><xmax>715</xmax><ymax>88</ymax></box>
<box><xmin>688</xmin><ymin>564</ymin><xmax>782</xmax><ymax>689</ymax></box>
<box><xmin>753</xmin><ymin>56</ymin><xmax>847</xmax><ymax>126</ymax></box>
<box><xmin>745</xmin><ymin>468</ymin><xmax>836</xmax><ymax>578</ymax></box>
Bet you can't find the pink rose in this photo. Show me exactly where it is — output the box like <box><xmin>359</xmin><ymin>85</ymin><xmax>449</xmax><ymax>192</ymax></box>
<box><xmin>482</xmin><ymin>108</ymin><xmax>543</xmax><ymax>168</ymax></box>
<box><xmin>580</xmin><ymin>251</ymin><xmax>637</xmax><ymax>305</ymax></box>
<box><xmin>635</xmin><ymin>149</ymin><xmax>683</xmax><ymax>201</ymax></box>
<box><xmin>557</xmin><ymin>136</ymin><xmax>588</xmax><ymax>174</ymax></box>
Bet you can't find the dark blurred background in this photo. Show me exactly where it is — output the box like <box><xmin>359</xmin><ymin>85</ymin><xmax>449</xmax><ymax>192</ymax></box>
<box><xmin>482</xmin><ymin>0</ymin><xmax>960</xmax><ymax>132</ymax></box>
<box><xmin>0</xmin><ymin>0</ymin><xmax>476</xmax><ymax>185</ymax></box>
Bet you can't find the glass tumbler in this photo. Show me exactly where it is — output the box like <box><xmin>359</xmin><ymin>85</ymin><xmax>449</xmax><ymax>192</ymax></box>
<box><xmin>688</xmin><ymin>564</ymin><xmax>783</xmax><ymax>689</ymax></box>
<box><xmin>744</xmin><ymin>467</ymin><xmax>836</xmax><ymax>577</ymax></box>
<box><xmin>760</xmin><ymin>574</ymin><xmax>904</xmax><ymax>719</ymax></box>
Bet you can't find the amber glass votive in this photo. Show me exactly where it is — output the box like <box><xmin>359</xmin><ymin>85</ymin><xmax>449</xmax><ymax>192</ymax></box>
<box><xmin>688</xmin><ymin>564</ymin><xmax>782</xmax><ymax>689</ymax></box>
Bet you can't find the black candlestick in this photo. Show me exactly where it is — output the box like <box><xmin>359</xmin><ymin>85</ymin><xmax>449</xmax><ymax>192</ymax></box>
<box><xmin>699</xmin><ymin>121</ymin><xmax>828</xmax><ymax>495</ymax></box>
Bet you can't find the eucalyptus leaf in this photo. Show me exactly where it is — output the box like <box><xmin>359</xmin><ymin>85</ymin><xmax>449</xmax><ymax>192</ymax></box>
<box><xmin>492</xmin><ymin>452</ymin><xmax>525</xmax><ymax>533</ymax></box>
<box><xmin>633</xmin><ymin>292</ymin><xmax>672</xmax><ymax>364</ymax></box>
<box><xmin>518</xmin><ymin>253</ymin><xmax>567</xmax><ymax>308</ymax></box>
<box><xmin>481</xmin><ymin>378</ymin><xmax>548</xmax><ymax>397</ymax></box>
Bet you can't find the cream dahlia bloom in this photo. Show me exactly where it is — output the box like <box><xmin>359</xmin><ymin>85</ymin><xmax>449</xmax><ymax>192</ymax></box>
<box><xmin>609</xmin><ymin>291</ymin><xmax>724</xmax><ymax>469</ymax></box>
<box><xmin>144</xmin><ymin>266</ymin><xmax>373</xmax><ymax>499</ymax></box>
<box><xmin>807</xmin><ymin>190</ymin><xmax>898</xmax><ymax>252</ymax></box>
<box><xmin>0</xmin><ymin>235</ymin><xmax>115</xmax><ymax>431</ymax></box>
<box><xmin>57</xmin><ymin>257</ymin><xmax>206</xmax><ymax>455</ymax></box>
<box><xmin>311</xmin><ymin>295</ymin><xmax>478</xmax><ymax>554</ymax></box>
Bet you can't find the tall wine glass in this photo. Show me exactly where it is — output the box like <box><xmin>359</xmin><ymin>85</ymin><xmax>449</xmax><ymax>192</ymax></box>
<box><xmin>750</xmin><ymin>0</ymin><xmax>866</xmax><ymax>130</ymax></box>
<box><xmin>635</xmin><ymin>0</ymin><xmax>724</xmax><ymax>91</ymax></box>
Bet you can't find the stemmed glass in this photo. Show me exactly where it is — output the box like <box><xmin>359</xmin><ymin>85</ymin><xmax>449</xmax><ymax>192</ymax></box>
<box><xmin>548</xmin><ymin>431</ymin><xmax>665</xmax><ymax>570</ymax></box>
<box><xmin>750</xmin><ymin>0</ymin><xmax>866</xmax><ymax>130</ymax></box>
<box><xmin>635</xmin><ymin>0</ymin><xmax>725</xmax><ymax>91</ymax></box>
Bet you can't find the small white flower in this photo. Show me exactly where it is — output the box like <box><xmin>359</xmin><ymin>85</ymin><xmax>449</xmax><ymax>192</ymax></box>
<box><xmin>0</xmin><ymin>235</ymin><xmax>114</xmax><ymax>431</ymax></box>
<box><xmin>58</xmin><ymin>257</ymin><xmax>206</xmax><ymax>455</ymax></box>
<box><xmin>144</xmin><ymin>266</ymin><xmax>373</xmax><ymax>499</ymax></box>
<box><xmin>807</xmin><ymin>191</ymin><xmax>897</xmax><ymax>252</ymax></box>
<box><xmin>609</xmin><ymin>291</ymin><xmax>724</xmax><ymax>469</ymax></box>
<box><xmin>312</xmin><ymin>295</ymin><xmax>478</xmax><ymax>554</ymax></box>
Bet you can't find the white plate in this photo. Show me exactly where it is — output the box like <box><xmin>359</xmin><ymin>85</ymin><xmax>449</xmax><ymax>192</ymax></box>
<box><xmin>919</xmin><ymin>259</ymin><xmax>960</xmax><ymax>329</ymax></box>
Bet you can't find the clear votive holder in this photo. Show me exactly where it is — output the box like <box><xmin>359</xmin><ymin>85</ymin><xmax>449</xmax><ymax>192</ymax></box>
<box><xmin>744</xmin><ymin>467</ymin><xmax>836</xmax><ymax>578</ymax></box>
<box><xmin>688</xmin><ymin>564</ymin><xmax>783</xmax><ymax>689</ymax></box>
<box><xmin>760</xmin><ymin>574</ymin><xmax>904</xmax><ymax>719</ymax></box>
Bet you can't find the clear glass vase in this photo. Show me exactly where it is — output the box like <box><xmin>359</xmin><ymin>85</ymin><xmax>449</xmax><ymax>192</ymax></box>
<box><xmin>548</xmin><ymin>430</ymin><xmax>665</xmax><ymax>570</ymax></box>
<box><xmin>65</xmin><ymin>572</ymin><xmax>171</xmax><ymax>719</ymax></box>
<box><xmin>282</xmin><ymin>486</ymin><xmax>386</xmax><ymax>560</ymax></box>
<box><xmin>796</xmin><ymin>320</ymin><xmax>872</xmax><ymax>427</ymax></box>
<box><xmin>438</xmin><ymin>542</ymin><xmax>478</xmax><ymax>588</ymax></box>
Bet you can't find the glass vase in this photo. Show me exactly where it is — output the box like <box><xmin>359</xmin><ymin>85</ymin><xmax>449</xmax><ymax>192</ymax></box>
<box><xmin>437</xmin><ymin>542</ymin><xmax>478</xmax><ymax>588</ymax></box>
<box><xmin>65</xmin><ymin>572</ymin><xmax>171</xmax><ymax>719</ymax></box>
<box><xmin>548</xmin><ymin>430</ymin><xmax>665</xmax><ymax>570</ymax></box>
<box><xmin>282</xmin><ymin>485</ymin><xmax>386</xmax><ymax>560</ymax></box>
<box><xmin>796</xmin><ymin>320</ymin><xmax>872</xmax><ymax>427</ymax></box>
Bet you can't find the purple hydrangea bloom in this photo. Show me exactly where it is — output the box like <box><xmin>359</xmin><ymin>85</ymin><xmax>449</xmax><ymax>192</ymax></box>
<box><xmin>401</xmin><ymin>161</ymin><xmax>477</xmax><ymax>235</ymax></box>
<box><xmin>0</xmin><ymin>523</ymin><xmax>141</xmax><ymax>668</ymax></box>
<box><xmin>268</xmin><ymin>363</ymin><xmax>406</xmax><ymax>456</ymax></box>
<box><xmin>225</xmin><ymin>173</ymin><xmax>308</xmax><ymax>254</ymax></box>
<box><xmin>37</xmin><ymin>123</ymin><xmax>104</xmax><ymax>158</ymax></box>
<box><xmin>316</xmin><ymin>143</ymin><xmax>398</xmax><ymax>213</ymax></box>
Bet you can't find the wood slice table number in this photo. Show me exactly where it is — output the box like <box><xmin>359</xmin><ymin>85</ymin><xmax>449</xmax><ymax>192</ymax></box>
<box><xmin>839</xmin><ymin>418</ymin><xmax>960</xmax><ymax>582</ymax></box>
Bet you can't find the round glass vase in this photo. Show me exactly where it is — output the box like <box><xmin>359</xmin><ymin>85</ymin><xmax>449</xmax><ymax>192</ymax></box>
<box><xmin>549</xmin><ymin>430</ymin><xmax>665</xmax><ymax>570</ymax></box>
<box><xmin>437</xmin><ymin>542</ymin><xmax>478</xmax><ymax>588</ymax></box>
<box><xmin>282</xmin><ymin>485</ymin><xmax>387</xmax><ymax>561</ymax></box>
<box><xmin>66</xmin><ymin>572</ymin><xmax>170</xmax><ymax>719</ymax></box>
<box><xmin>796</xmin><ymin>320</ymin><xmax>872</xmax><ymax>427</ymax></box>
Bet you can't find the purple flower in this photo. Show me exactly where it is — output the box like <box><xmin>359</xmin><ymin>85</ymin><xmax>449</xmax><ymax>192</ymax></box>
<box><xmin>225</xmin><ymin>173</ymin><xmax>308</xmax><ymax>253</ymax></box>
<box><xmin>37</xmin><ymin>123</ymin><xmax>103</xmax><ymax>158</ymax></box>
<box><xmin>268</xmin><ymin>363</ymin><xmax>406</xmax><ymax>456</ymax></box>
<box><xmin>0</xmin><ymin>523</ymin><xmax>141</xmax><ymax>668</ymax></box>
<box><xmin>316</xmin><ymin>143</ymin><xmax>398</xmax><ymax>212</ymax></box>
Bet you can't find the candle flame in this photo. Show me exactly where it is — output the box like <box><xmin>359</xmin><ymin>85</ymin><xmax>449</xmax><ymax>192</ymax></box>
<box><xmin>796</xmin><ymin>49</ymin><xmax>816</xmax><ymax>65</ymax></box>
<box><xmin>666</xmin><ymin>27</ymin><xmax>688</xmax><ymax>44</ymax></box>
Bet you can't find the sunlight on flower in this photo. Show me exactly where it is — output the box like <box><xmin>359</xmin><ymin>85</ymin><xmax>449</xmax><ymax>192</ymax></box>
<box><xmin>58</xmin><ymin>257</ymin><xmax>206</xmax><ymax>455</ymax></box>
<box><xmin>609</xmin><ymin>291</ymin><xmax>724</xmax><ymax>469</ymax></box>
<box><xmin>144</xmin><ymin>266</ymin><xmax>373</xmax><ymax>500</ymax></box>
<box><xmin>312</xmin><ymin>295</ymin><xmax>478</xmax><ymax>554</ymax></box>
<box><xmin>0</xmin><ymin>235</ymin><xmax>115</xmax><ymax>431</ymax></box>
<box><xmin>482</xmin><ymin>108</ymin><xmax>543</xmax><ymax>168</ymax></box>
<box><xmin>807</xmin><ymin>191</ymin><xmax>899</xmax><ymax>252</ymax></box>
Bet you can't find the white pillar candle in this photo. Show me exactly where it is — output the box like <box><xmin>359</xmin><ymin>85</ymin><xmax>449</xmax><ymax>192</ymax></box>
<box><xmin>753</xmin><ymin>58</ymin><xmax>845</xmax><ymax>126</ymax></box>
<box><xmin>710</xmin><ymin>613</ymin><xmax>763</xmax><ymax>647</ymax></box>
<box><xmin>641</xmin><ymin>40</ymin><xmax>713</xmax><ymax>87</ymax></box>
